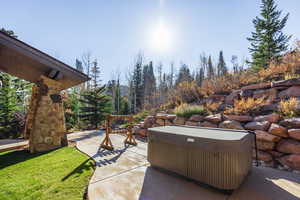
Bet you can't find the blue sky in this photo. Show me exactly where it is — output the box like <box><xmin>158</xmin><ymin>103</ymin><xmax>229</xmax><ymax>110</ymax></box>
<box><xmin>1</xmin><ymin>0</ymin><xmax>300</xmax><ymax>83</ymax></box>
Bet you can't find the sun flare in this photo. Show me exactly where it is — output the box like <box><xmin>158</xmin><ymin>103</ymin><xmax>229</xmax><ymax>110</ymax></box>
<box><xmin>150</xmin><ymin>20</ymin><xmax>172</xmax><ymax>52</ymax></box>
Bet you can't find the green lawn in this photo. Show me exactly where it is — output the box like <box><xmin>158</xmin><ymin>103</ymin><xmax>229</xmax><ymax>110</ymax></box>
<box><xmin>0</xmin><ymin>147</ymin><xmax>95</xmax><ymax>200</ymax></box>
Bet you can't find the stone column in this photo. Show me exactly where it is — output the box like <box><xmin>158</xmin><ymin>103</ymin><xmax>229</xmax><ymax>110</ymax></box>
<box><xmin>26</xmin><ymin>75</ymin><xmax>67</xmax><ymax>153</ymax></box>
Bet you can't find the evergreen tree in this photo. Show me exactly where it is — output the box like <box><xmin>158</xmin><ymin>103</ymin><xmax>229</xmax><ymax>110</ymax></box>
<box><xmin>207</xmin><ymin>56</ymin><xmax>215</xmax><ymax>79</ymax></box>
<box><xmin>0</xmin><ymin>73</ymin><xmax>18</xmax><ymax>138</ymax></box>
<box><xmin>91</xmin><ymin>59</ymin><xmax>101</xmax><ymax>89</ymax></box>
<box><xmin>79</xmin><ymin>86</ymin><xmax>111</xmax><ymax>129</ymax></box>
<box><xmin>175</xmin><ymin>64</ymin><xmax>193</xmax><ymax>86</ymax></box>
<box><xmin>217</xmin><ymin>51</ymin><xmax>227</xmax><ymax>76</ymax></box>
<box><xmin>247</xmin><ymin>0</ymin><xmax>291</xmax><ymax>70</ymax></box>
<box><xmin>132</xmin><ymin>54</ymin><xmax>143</xmax><ymax>112</ymax></box>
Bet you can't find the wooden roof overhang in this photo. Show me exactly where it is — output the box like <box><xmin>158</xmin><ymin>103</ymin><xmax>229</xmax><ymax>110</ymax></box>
<box><xmin>0</xmin><ymin>32</ymin><xmax>89</xmax><ymax>90</ymax></box>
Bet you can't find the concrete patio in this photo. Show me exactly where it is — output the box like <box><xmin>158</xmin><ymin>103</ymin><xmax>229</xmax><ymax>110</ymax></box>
<box><xmin>71</xmin><ymin>130</ymin><xmax>300</xmax><ymax>200</ymax></box>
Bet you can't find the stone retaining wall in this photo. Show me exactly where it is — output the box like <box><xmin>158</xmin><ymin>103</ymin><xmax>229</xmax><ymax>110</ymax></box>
<box><xmin>134</xmin><ymin>77</ymin><xmax>300</xmax><ymax>172</ymax></box>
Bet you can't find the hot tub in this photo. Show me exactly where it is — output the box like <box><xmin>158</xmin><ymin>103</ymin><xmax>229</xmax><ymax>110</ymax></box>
<box><xmin>147</xmin><ymin>126</ymin><xmax>253</xmax><ymax>190</ymax></box>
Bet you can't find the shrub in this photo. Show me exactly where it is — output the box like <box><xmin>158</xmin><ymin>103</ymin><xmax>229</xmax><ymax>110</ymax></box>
<box><xmin>224</xmin><ymin>97</ymin><xmax>269</xmax><ymax>115</ymax></box>
<box><xmin>205</xmin><ymin>102</ymin><xmax>222</xmax><ymax>114</ymax></box>
<box><xmin>279</xmin><ymin>98</ymin><xmax>299</xmax><ymax>118</ymax></box>
<box><xmin>169</xmin><ymin>81</ymin><xmax>203</xmax><ymax>105</ymax></box>
<box><xmin>174</xmin><ymin>104</ymin><xmax>207</xmax><ymax>118</ymax></box>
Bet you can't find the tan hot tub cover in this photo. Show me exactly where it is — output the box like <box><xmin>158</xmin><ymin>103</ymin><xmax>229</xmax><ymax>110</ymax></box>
<box><xmin>148</xmin><ymin>126</ymin><xmax>253</xmax><ymax>190</ymax></box>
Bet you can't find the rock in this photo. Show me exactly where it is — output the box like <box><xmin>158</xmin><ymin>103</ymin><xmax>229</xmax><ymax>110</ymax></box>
<box><xmin>256</xmin><ymin>140</ymin><xmax>275</xmax><ymax>150</ymax></box>
<box><xmin>254</xmin><ymin>113</ymin><xmax>280</xmax><ymax>123</ymax></box>
<box><xmin>288</xmin><ymin>129</ymin><xmax>300</xmax><ymax>140</ymax></box>
<box><xmin>255</xmin><ymin>130</ymin><xmax>281</xmax><ymax>142</ymax></box>
<box><xmin>156</xmin><ymin>118</ymin><xmax>165</xmax><ymax>126</ymax></box>
<box><xmin>156</xmin><ymin>114</ymin><xmax>176</xmax><ymax>120</ymax></box>
<box><xmin>277</xmin><ymin>139</ymin><xmax>300</xmax><ymax>154</ymax></box>
<box><xmin>174</xmin><ymin>117</ymin><xmax>185</xmax><ymax>125</ymax></box>
<box><xmin>143</xmin><ymin>116</ymin><xmax>155</xmax><ymax>128</ymax></box>
<box><xmin>253</xmin><ymin>88</ymin><xmax>277</xmax><ymax>102</ymax></box>
<box><xmin>279</xmin><ymin>86</ymin><xmax>300</xmax><ymax>98</ymax></box>
<box><xmin>185</xmin><ymin>121</ymin><xmax>200</xmax><ymax>126</ymax></box>
<box><xmin>134</xmin><ymin>128</ymin><xmax>148</xmax><ymax>136</ymax></box>
<box><xmin>241</xmin><ymin>82</ymin><xmax>271</xmax><ymax>91</ymax></box>
<box><xmin>240</xmin><ymin>90</ymin><xmax>253</xmax><ymax>98</ymax></box>
<box><xmin>261</xmin><ymin>104</ymin><xmax>278</xmax><ymax>112</ymax></box>
<box><xmin>204</xmin><ymin>114</ymin><xmax>223</xmax><ymax>124</ymax></box>
<box><xmin>268</xmin><ymin>150</ymin><xmax>284</xmax><ymax>158</ymax></box>
<box><xmin>225</xmin><ymin>90</ymin><xmax>241</xmax><ymax>105</ymax></box>
<box><xmin>155</xmin><ymin>118</ymin><xmax>172</xmax><ymax>126</ymax></box>
<box><xmin>224</xmin><ymin>115</ymin><xmax>253</xmax><ymax>122</ymax></box>
<box><xmin>273</xmin><ymin>78</ymin><xmax>300</xmax><ymax>87</ymax></box>
<box><xmin>253</xmin><ymin>150</ymin><xmax>272</xmax><ymax>162</ymax></box>
<box><xmin>245</xmin><ymin>121</ymin><xmax>270</xmax><ymax>131</ymax></box>
<box><xmin>189</xmin><ymin>114</ymin><xmax>204</xmax><ymax>122</ymax></box>
<box><xmin>280</xmin><ymin>118</ymin><xmax>300</xmax><ymax>128</ymax></box>
<box><xmin>205</xmin><ymin>94</ymin><xmax>226</xmax><ymax>103</ymax></box>
<box><xmin>218</xmin><ymin>120</ymin><xmax>244</xmax><ymax>130</ymax></box>
<box><xmin>200</xmin><ymin>121</ymin><xmax>218</xmax><ymax>128</ymax></box>
<box><xmin>279</xmin><ymin>154</ymin><xmax>300</xmax><ymax>170</ymax></box>
<box><xmin>268</xmin><ymin>123</ymin><xmax>288</xmax><ymax>137</ymax></box>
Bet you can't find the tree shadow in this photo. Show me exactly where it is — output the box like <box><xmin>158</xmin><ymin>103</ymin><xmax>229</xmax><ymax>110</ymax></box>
<box><xmin>61</xmin><ymin>158</ymin><xmax>95</xmax><ymax>181</ymax></box>
<box><xmin>0</xmin><ymin>149</ymin><xmax>52</xmax><ymax>170</ymax></box>
<box><xmin>92</xmin><ymin>144</ymin><xmax>129</xmax><ymax>167</ymax></box>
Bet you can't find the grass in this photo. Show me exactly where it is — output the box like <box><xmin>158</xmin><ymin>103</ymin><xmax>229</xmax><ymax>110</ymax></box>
<box><xmin>0</xmin><ymin>147</ymin><xmax>95</xmax><ymax>200</ymax></box>
<box><xmin>174</xmin><ymin>103</ymin><xmax>207</xmax><ymax>118</ymax></box>
<box><xmin>279</xmin><ymin>97</ymin><xmax>299</xmax><ymax>118</ymax></box>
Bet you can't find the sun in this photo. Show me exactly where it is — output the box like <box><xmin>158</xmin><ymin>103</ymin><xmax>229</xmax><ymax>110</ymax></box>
<box><xmin>150</xmin><ymin>20</ymin><xmax>172</xmax><ymax>52</ymax></box>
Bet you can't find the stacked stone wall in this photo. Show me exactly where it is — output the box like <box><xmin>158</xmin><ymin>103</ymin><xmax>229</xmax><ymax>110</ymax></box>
<box><xmin>134</xmin><ymin>77</ymin><xmax>300</xmax><ymax>172</ymax></box>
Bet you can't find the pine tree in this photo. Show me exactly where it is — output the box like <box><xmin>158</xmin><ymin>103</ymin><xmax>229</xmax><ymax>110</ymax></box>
<box><xmin>175</xmin><ymin>64</ymin><xmax>193</xmax><ymax>86</ymax></box>
<box><xmin>207</xmin><ymin>56</ymin><xmax>214</xmax><ymax>79</ymax></box>
<box><xmin>0</xmin><ymin>73</ymin><xmax>18</xmax><ymax>138</ymax></box>
<box><xmin>91</xmin><ymin>59</ymin><xmax>101</xmax><ymax>89</ymax></box>
<box><xmin>79</xmin><ymin>86</ymin><xmax>111</xmax><ymax>129</ymax></box>
<box><xmin>132</xmin><ymin>54</ymin><xmax>143</xmax><ymax>112</ymax></box>
<box><xmin>247</xmin><ymin>0</ymin><xmax>291</xmax><ymax>70</ymax></box>
<box><xmin>217</xmin><ymin>51</ymin><xmax>227</xmax><ymax>76</ymax></box>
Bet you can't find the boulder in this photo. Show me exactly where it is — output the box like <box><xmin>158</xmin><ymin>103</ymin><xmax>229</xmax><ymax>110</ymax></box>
<box><xmin>225</xmin><ymin>90</ymin><xmax>241</xmax><ymax>105</ymax></box>
<box><xmin>279</xmin><ymin>118</ymin><xmax>300</xmax><ymax>128</ymax></box>
<box><xmin>254</xmin><ymin>113</ymin><xmax>280</xmax><ymax>123</ymax></box>
<box><xmin>279</xmin><ymin>154</ymin><xmax>300</xmax><ymax>170</ymax></box>
<box><xmin>224</xmin><ymin>115</ymin><xmax>253</xmax><ymax>122</ymax></box>
<box><xmin>241</xmin><ymin>82</ymin><xmax>271</xmax><ymax>90</ymax></box>
<box><xmin>218</xmin><ymin>120</ymin><xmax>244</xmax><ymax>130</ymax></box>
<box><xmin>204</xmin><ymin>114</ymin><xmax>223</xmax><ymax>124</ymax></box>
<box><xmin>200</xmin><ymin>121</ymin><xmax>218</xmax><ymax>128</ymax></box>
<box><xmin>276</xmin><ymin>139</ymin><xmax>300</xmax><ymax>154</ymax></box>
<box><xmin>156</xmin><ymin>114</ymin><xmax>176</xmax><ymax>120</ymax></box>
<box><xmin>185</xmin><ymin>121</ymin><xmax>200</xmax><ymax>126</ymax></box>
<box><xmin>288</xmin><ymin>129</ymin><xmax>300</xmax><ymax>140</ymax></box>
<box><xmin>255</xmin><ymin>130</ymin><xmax>281</xmax><ymax>142</ymax></box>
<box><xmin>261</xmin><ymin>104</ymin><xmax>278</xmax><ymax>112</ymax></box>
<box><xmin>189</xmin><ymin>114</ymin><xmax>204</xmax><ymax>122</ymax></box>
<box><xmin>273</xmin><ymin>78</ymin><xmax>300</xmax><ymax>87</ymax></box>
<box><xmin>155</xmin><ymin>118</ymin><xmax>172</xmax><ymax>126</ymax></box>
<box><xmin>268</xmin><ymin>150</ymin><xmax>284</xmax><ymax>158</ymax></box>
<box><xmin>143</xmin><ymin>116</ymin><xmax>155</xmax><ymax>128</ymax></box>
<box><xmin>134</xmin><ymin>128</ymin><xmax>148</xmax><ymax>136</ymax></box>
<box><xmin>253</xmin><ymin>150</ymin><xmax>272</xmax><ymax>162</ymax></box>
<box><xmin>268</xmin><ymin>123</ymin><xmax>288</xmax><ymax>137</ymax></box>
<box><xmin>253</xmin><ymin>88</ymin><xmax>277</xmax><ymax>102</ymax></box>
<box><xmin>174</xmin><ymin>117</ymin><xmax>185</xmax><ymax>125</ymax></box>
<box><xmin>245</xmin><ymin>121</ymin><xmax>270</xmax><ymax>131</ymax></box>
<box><xmin>240</xmin><ymin>89</ymin><xmax>253</xmax><ymax>98</ymax></box>
<box><xmin>278</xmin><ymin>86</ymin><xmax>300</xmax><ymax>98</ymax></box>
<box><xmin>256</xmin><ymin>140</ymin><xmax>275</xmax><ymax>151</ymax></box>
